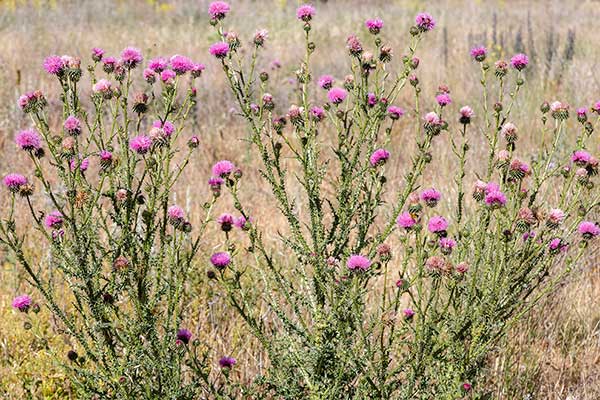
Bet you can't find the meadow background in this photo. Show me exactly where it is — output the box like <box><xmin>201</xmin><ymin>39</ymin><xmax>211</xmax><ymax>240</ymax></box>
<box><xmin>0</xmin><ymin>0</ymin><xmax>599</xmax><ymax>398</ymax></box>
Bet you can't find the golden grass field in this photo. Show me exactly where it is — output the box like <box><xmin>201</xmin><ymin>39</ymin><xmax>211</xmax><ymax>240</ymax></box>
<box><xmin>0</xmin><ymin>0</ymin><xmax>599</xmax><ymax>398</ymax></box>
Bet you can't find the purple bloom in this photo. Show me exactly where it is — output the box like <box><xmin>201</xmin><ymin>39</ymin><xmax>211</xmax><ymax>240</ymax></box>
<box><xmin>219</xmin><ymin>356</ymin><xmax>236</xmax><ymax>368</ymax></box>
<box><xmin>148</xmin><ymin>57</ymin><xmax>168</xmax><ymax>73</ymax></box>
<box><xmin>367</xmin><ymin>92</ymin><xmax>378</xmax><ymax>107</ymax></box>
<box><xmin>152</xmin><ymin>120</ymin><xmax>175</xmax><ymax>137</ymax></box>
<box><xmin>43</xmin><ymin>55</ymin><xmax>65</xmax><ymax>75</ymax></box>
<box><xmin>415</xmin><ymin>12</ymin><xmax>435</xmax><ymax>31</ymax></box>
<box><xmin>70</xmin><ymin>156</ymin><xmax>89</xmax><ymax>172</ymax></box>
<box><xmin>211</xmin><ymin>252</ymin><xmax>231</xmax><ymax>269</ymax></box>
<box><xmin>593</xmin><ymin>101</ymin><xmax>600</xmax><ymax>114</ymax></box>
<box><xmin>510</xmin><ymin>53</ymin><xmax>529</xmax><ymax>70</ymax></box>
<box><xmin>91</xmin><ymin>47</ymin><xmax>105</xmax><ymax>62</ymax></box>
<box><xmin>403</xmin><ymin>308</ymin><xmax>415</xmax><ymax>319</ymax></box>
<box><xmin>212</xmin><ymin>160</ymin><xmax>235</xmax><ymax>178</ymax></box>
<box><xmin>209</xmin><ymin>42</ymin><xmax>230</xmax><ymax>58</ymax></box>
<box><xmin>176</xmin><ymin>328</ymin><xmax>192</xmax><ymax>344</ymax></box>
<box><xmin>296</xmin><ymin>4</ymin><xmax>315</xmax><ymax>22</ymax></box>
<box><xmin>12</xmin><ymin>295</ymin><xmax>31</xmax><ymax>312</ymax></box>
<box><xmin>102</xmin><ymin>57</ymin><xmax>117</xmax><ymax>73</ymax></box>
<box><xmin>208</xmin><ymin>1</ymin><xmax>230</xmax><ymax>20</ymax></box>
<box><xmin>120</xmin><ymin>47</ymin><xmax>143</xmax><ymax>69</ymax></box>
<box><xmin>397</xmin><ymin>212</ymin><xmax>416</xmax><ymax>229</ymax></box>
<box><xmin>129</xmin><ymin>135</ymin><xmax>152</xmax><ymax>154</ymax></box>
<box><xmin>485</xmin><ymin>190</ymin><xmax>507</xmax><ymax>208</ymax></box>
<box><xmin>427</xmin><ymin>216</ymin><xmax>448</xmax><ymax>234</ymax></box>
<box><xmin>317</xmin><ymin>75</ymin><xmax>334</xmax><ymax>90</ymax></box>
<box><xmin>459</xmin><ymin>106</ymin><xmax>474</xmax><ymax>124</ymax></box>
<box><xmin>435</xmin><ymin>93</ymin><xmax>451</xmax><ymax>107</ymax></box>
<box><xmin>470</xmin><ymin>46</ymin><xmax>487</xmax><ymax>62</ymax></box>
<box><xmin>571</xmin><ymin>150</ymin><xmax>592</xmax><ymax>166</ymax></box>
<box><xmin>578</xmin><ymin>221</ymin><xmax>599</xmax><ymax>239</ymax></box>
<box><xmin>168</xmin><ymin>205</ymin><xmax>185</xmax><ymax>223</ymax></box>
<box><xmin>346</xmin><ymin>254</ymin><xmax>371</xmax><ymax>271</ymax></box>
<box><xmin>365</xmin><ymin>18</ymin><xmax>383</xmax><ymax>34</ymax></box>
<box><xmin>143</xmin><ymin>68</ymin><xmax>156</xmax><ymax>83</ymax></box>
<box><xmin>421</xmin><ymin>188</ymin><xmax>441</xmax><ymax>207</ymax></box>
<box><xmin>92</xmin><ymin>79</ymin><xmax>112</xmax><ymax>94</ymax></box>
<box><xmin>3</xmin><ymin>174</ymin><xmax>27</xmax><ymax>192</ymax></box>
<box><xmin>234</xmin><ymin>215</ymin><xmax>251</xmax><ymax>230</ymax></box>
<box><xmin>310</xmin><ymin>106</ymin><xmax>325</xmax><ymax>122</ymax></box>
<box><xmin>387</xmin><ymin>105</ymin><xmax>405</xmax><ymax>120</ymax></box>
<box><xmin>191</xmin><ymin>63</ymin><xmax>206</xmax><ymax>78</ymax></box>
<box><xmin>44</xmin><ymin>211</ymin><xmax>63</xmax><ymax>229</ymax></box>
<box><xmin>217</xmin><ymin>213</ymin><xmax>235</xmax><ymax>231</ymax></box>
<box><xmin>170</xmin><ymin>54</ymin><xmax>194</xmax><ymax>74</ymax></box>
<box><xmin>369</xmin><ymin>148</ymin><xmax>390</xmax><ymax>167</ymax></box>
<box><xmin>64</xmin><ymin>115</ymin><xmax>81</xmax><ymax>135</ymax></box>
<box><xmin>327</xmin><ymin>87</ymin><xmax>348</xmax><ymax>104</ymax></box>
<box><xmin>15</xmin><ymin>129</ymin><xmax>42</xmax><ymax>151</ymax></box>
<box><xmin>439</xmin><ymin>237</ymin><xmax>456</xmax><ymax>254</ymax></box>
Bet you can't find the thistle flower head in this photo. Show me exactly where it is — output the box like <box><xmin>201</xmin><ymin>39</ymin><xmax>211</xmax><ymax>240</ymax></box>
<box><xmin>427</xmin><ymin>216</ymin><xmax>448</xmax><ymax>234</ymax></box>
<box><xmin>170</xmin><ymin>54</ymin><xmax>194</xmax><ymax>74</ymax></box>
<box><xmin>470</xmin><ymin>46</ymin><xmax>487</xmax><ymax>62</ymax></box>
<box><xmin>459</xmin><ymin>106</ymin><xmax>474</xmax><ymax>124</ymax></box>
<box><xmin>148</xmin><ymin>57</ymin><xmax>168</xmax><ymax>73</ymax></box>
<box><xmin>571</xmin><ymin>150</ymin><xmax>592</xmax><ymax>166</ymax></box>
<box><xmin>210</xmin><ymin>252</ymin><xmax>231</xmax><ymax>269</ymax></box>
<box><xmin>219</xmin><ymin>356</ymin><xmax>236</xmax><ymax>368</ymax></box>
<box><xmin>129</xmin><ymin>135</ymin><xmax>152</xmax><ymax>154</ymax></box>
<box><xmin>15</xmin><ymin>129</ymin><xmax>42</xmax><ymax>151</ymax></box>
<box><xmin>43</xmin><ymin>55</ymin><xmax>65</xmax><ymax>75</ymax></box>
<box><xmin>92</xmin><ymin>79</ymin><xmax>112</xmax><ymax>94</ymax></box>
<box><xmin>318</xmin><ymin>75</ymin><xmax>334</xmax><ymax>90</ymax></box>
<box><xmin>209</xmin><ymin>42</ymin><xmax>230</xmax><ymax>58</ymax></box>
<box><xmin>120</xmin><ymin>47</ymin><xmax>143</xmax><ymax>69</ymax></box>
<box><xmin>421</xmin><ymin>188</ymin><xmax>441</xmax><ymax>207</ymax></box>
<box><xmin>578</xmin><ymin>221</ymin><xmax>599</xmax><ymax>239</ymax></box>
<box><xmin>212</xmin><ymin>160</ymin><xmax>235</xmax><ymax>178</ymax></box>
<box><xmin>217</xmin><ymin>213</ymin><xmax>235</xmax><ymax>232</ymax></box>
<box><xmin>510</xmin><ymin>53</ymin><xmax>529</xmax><ymax>70</ymax></box>
<box><xmin>296</xmin><ymin>4</ymin><xmax>315</xmax><ymax>22</ymax></box>
<box><xmin>387</xmin><ymin>105</ymin><xmax>405</xmax><ymax>120</ymax></box>
<box><xmin>485</xmin><ymin>190</ymin><xmax>507</xmax><ymax>209</ymax></box>
<box><xmin>397</xmin><ymin>212</ymin><xmax>417</xmax><ymax>229</ymax></box>
<box><xmin>346</xmin><ymin>254</ymin><xmax>371</xmax><ymax>271</ymax></box>
<box><xmin>176</xmin><ymin>328</ymin><xmax>192</xmax><ymax>345</ymax></box>
<box><xmin>64</xmin><ymin>115</ymin><xmax>81</xmax><ymax>135</ymax></box>
<box><xmin>328</xmin><ymin>87</ymin><xmax>348</xmax><ymax>104</ymax></box>
<box><xmin>44</xmin><ymin>211</ymin><xmax>63</xmax><ymax>229</ymax></box>
<box><xmin>91</xmin><ymin>47</ymin><xmax>104</xmax><ymax>62</ymax></box>
<box><xmin>12</xmin><ymin>295</ymin><xmax>31</xmax><ymax>312</ymax></box>
<box><xmin>369</xmin><ymin>148</ymin><xmax>390</xmax><ymax>167</ymax></box>
<box><xmin>435</xmin><ymin>93</ymin><xmax>451</xmax><ymax>107</ymax></box>
<box><xmin>3</xmin><ymin>173</ymin><xmax>28</xmax><ymax>192</ymax></box>
<box><xmin>415</xmin><ymin>12</ymin><xmax>435</xmax><ymax>31</ymax></box>
<box><xmin>365</xmin><ymin>18</ymin><xmax>383</xmax><ymax>34</ymax></box>
<box><xmin>208</xmin><ymin>1</ymin><xmax>230</xmax><ymax>20</ymax></box>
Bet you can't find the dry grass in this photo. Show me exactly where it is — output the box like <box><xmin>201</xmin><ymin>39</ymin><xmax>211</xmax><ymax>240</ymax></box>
<box><xmin>0</xmin><ymin>0</ymin><xmax>599</xmax><ymax>398</ymax></box>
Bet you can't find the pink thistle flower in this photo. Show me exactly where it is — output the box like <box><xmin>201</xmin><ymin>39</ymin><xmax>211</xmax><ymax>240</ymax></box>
<box><xmin>548</xmin><ymin>238</ymin><xmax>568</xmax><ymax>254</ymax></box>
<box><xmin>346</xmin><ymin>254</ymin><xmax>371</xmax><ymax>271</ymax></box>
<box><xmin>102</xmin><ymin>57</ymin><xmax>117</xmax><ymax>73</ymax></box>
<box><xmin>129</xmin><ymin>135</ymin><xmax>152</xmax><ymax>155</ymax></box>
<box><xmin>421</xmin><ymin>188</ymin><xmax>441</xmax><ymax>208</ymax></box>
<box><xmin>92</xmin><ymin>79</ymin><xmax>112</xmax><ymax>94</ymax></box>
<box><xmin>219</xmin><ymin>356</ymin><xmax>236</xmax><ymax>368</ymax></box>
<box><xmin>576</xmin><ymin>107</ymin><xmax>587</xmax><ymax>122</ymax></box>
<box><xmin>365</xmin><ymin>18</ymin><xmax>384</xmax><ymax>34</ymax></box>
<box><xmin>397</xmin><ymin>212</ymin><xmax>417</xmax><ymax>230</ymax></box>
<box><xmin>212</xmin><ymin>160</ymin><xmax>235</xmax><ymax>178</ymax></box>
<box><xmin>296</xmin><ymin>4</ymin><xmax>315</xmax><ymax>22</ymax></box>
<box><xmin>424</xmin><ymin>111</ymin><xmax>441</xmax><ymax>125</ymax></box>
<box><xmin>310</xmin><ymin>106</ymin><xmax>325</xmax><ymax>122</ymax></box>
<box><xmin>211</xmin><ymin>252</ymin><xmax>231</xmax><ymax>269</ymax></box>
<box><xmin>3</xmin><ymin>173</ymin><xmax>28</xmax><ymax>192</ymax></box>
<box><xmin>209</xmin><ymin>42</ymin><xmax>230</xmax><ymax>58</ymax></box>
<box><xmin>439</xmin><ymin>237</ymin><xmax>456</xmax><ymax>255</ymax></box>
<box><xmin>462</xmin><ymin>383</ymin><xmax>472</xmax><ymax>392</ymax></box>
<box><xmin>455</xmin><ymin>262</ymin><xmax>469</xmax><ymax>274</ymax></box>
<box><xmin>403</xmin><ymin>308</ymin><xmax>415</xmax><ymax>319</ymax></box>
<box><xmin>470</xmin><ymin>45</ymin><xmax>487</xmax><ymax>62</ymax></box>
<box><xmin>346</xmin><ymin>35</ymin><xmax>363</xmax><ymax>56</ymax></box>
<box><xmin>500</xmin><ymin>122</ymin><xmax>518</xmax><ymax>143</ymax></box>
<box><xmin>435</xmin><ymin>93</ymin><xmax>451</xmax><ymax>107</ymax></box>
<box><xmin>44</xmin><ymin>211</ymin><xmax>63</xmax><ymax>229</ymax></box>
<box><xmin>191</xmin><ymin>63</ymin><xmax>206</xmax><ymax>78</ymax></box>
<box><xmin>208</xmin><ymin>1</ymin><xmax>230</xmax><ymax>20</ymax></box>
<box><xmin>578</xmin><ymin>221</ymin><xmax>599</xmax><ymax>239</ymax></box>
<box><xmin>547</xmin><ymin>208</ymin><xmax>565</xmax><ymax>228</ymax></box>
<box><xmin>148</xmin><ymin>57</ymin><xmax>168</xmax><ymax>73</ymax></box>
<box><xmin>160</xmin><ymin>69</ymin><xmax>177</xmax><ymax>85</ymax></box>
<box><xmin>415</xmin><ymin>12</ymin><xmax>435</xmax><ymax>31</ymax></box>
<box><xmin>234</xmin><ymin>215</ymin><xmax>252</xmax><ymax>230</ymax></box>
<box><xmin>485</xmin><ymin>190</ymin><xmax>507</xmax><ymax>209</ymax></box>
<box><xmin>43</xmin><ymin>55</ymin><xmax>65</xmax><ymax>75</ymax></box>
<box><xmin>12</xmin><ymin>295</ymin><xmax>31</xmax><ymax>312</ymax></box>
<box><xmin>152</xmin><ymin>120</ymin><xmax>175</xmax><ymax>137</ymax></box>
<box><xmin>167</xmin><ymin>205</ymin><xmax>185</xmax><ymax>226</ymax></box>
<box><xmin>317</xmin><ymin>75</ymin><xmax>334</xmax><ymax>90</ymax></box>
<box><xmin>120</xmin><ymin>47</ymin><xmax>143</xmax><ymax>69</ymax></box>
<box><xmin>427</xmin><ymin>216</ymin><xmax>448</xmax><ymax>234</ymax></box>
<box><xmin>143</xmin><ymin>68</ymin><xmax>156</xmax><ymax>83</ymax></box>
<box><xmin>592</xmin><ymin>101</ymin><xmax>600</xmax><ymax>114</ymax></box>
<box><xmin>510</xmin><ymin>53</ymin><xmax>529</xmax><ymax>70</ymax></box>
<box><xmin>369</xmin><ymin>148</ymin><xmax>390</xmax><ymax>167</ymax></box>
<box><xmin>327</xmin><ymin>87</ymin><xmax>348</xmax><ymax>104</ymax></box>
<box><xmin>217</xmin><ymin>213</ymin><xmax>235</xmax><ymax>232</ymax></box>
<box><xmin>64</xmin><ymin>115</ymin><xmax>81</xmax><ymax>135</ymax></box>
<box><xmin>425</xmin><ymin>255</ymin><xmax>451</xmax><ymax>273</ymax></box>
<box><xmin>91</xmin><ymin>47</ymin><xmax>105</xmax><ymax>62</ymax></box>
<box><xmin>459</xmin><ymin>106</ymin><xmax>474</xmax><ymax>124</ymax></box>
<box><xmin>571</xmin><ymin>150</ymin><xmax>592</xmax><ymax>166</ymax></box>
<box><xmin>15</xmin><ymin>129</ymin><xmax>42</xmax><ymax>151</ymax></box>
<box><xmin>367</xmin><ymin>92</ymin><xmax>378</xmax><ymax>107</ymax></box>
<box><xmin>99</xmin><ymin>150</ymin><xmax>113</xmax><ymax>168</ymax></box>
<box><xmin>170</xmin><ymin>54</ymin><xmax>194</xmax><ymax>74</ymax></box>
<box><xmin>387</xmin><ymin>105</ymin><xmax>405</xmax><ymax>120</ymax></box>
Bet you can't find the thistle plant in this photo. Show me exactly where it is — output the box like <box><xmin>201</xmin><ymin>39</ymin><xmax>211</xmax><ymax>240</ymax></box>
<box><xmin>207</xmin><ymin>2</ymin><xmax>600</xmax><ymax>399</ymax></box>
<box><xmin>1</xmin><ymin>48</ymin><xmax>236</xmax><ymax>398</ymax></box>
